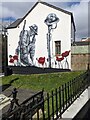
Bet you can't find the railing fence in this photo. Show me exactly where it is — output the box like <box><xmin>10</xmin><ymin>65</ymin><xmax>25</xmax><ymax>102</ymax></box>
<box><xmin>2</xmin><ymin>70</ymin><xmax>90</xmax><ymax>120</ymax></box>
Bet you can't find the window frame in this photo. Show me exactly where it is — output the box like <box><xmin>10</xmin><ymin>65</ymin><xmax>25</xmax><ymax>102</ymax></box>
<box><xmin>55</xmin><ymin>40</ymin><xmax>61</xmax><ymax>56</ymax></box>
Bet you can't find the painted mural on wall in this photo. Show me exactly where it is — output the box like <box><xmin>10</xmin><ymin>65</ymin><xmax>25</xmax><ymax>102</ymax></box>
<box><xmin>9</xmin><ymin>20</ymin><xmax>38</xmax><ymax>66</ymax></box>
<box><xmin>56</xmin><ymin>50</ymin><xmax>70</xmax><ymax>69</ymax></box>
<box><xmin>9</xmin><ymin>13</ymin><xmax>70</xmax><ymax>69</ymax></box>
<box><xmin>44</xmin><ymin>13</ymin><xmax>59</xmax><ymax>68</ymax></box>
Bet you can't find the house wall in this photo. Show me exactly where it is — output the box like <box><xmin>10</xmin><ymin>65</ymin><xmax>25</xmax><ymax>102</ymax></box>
<box><xmin>7</xmin><ymin>2</ymin><xmax>72</xmax><ymax>69</ymax></box>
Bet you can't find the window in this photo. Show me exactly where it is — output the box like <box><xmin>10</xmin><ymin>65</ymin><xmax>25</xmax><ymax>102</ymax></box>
<box><xmin>55</xmin><ymin>41</ymin><xmax>61</xmax><ymax>55</ymax></box>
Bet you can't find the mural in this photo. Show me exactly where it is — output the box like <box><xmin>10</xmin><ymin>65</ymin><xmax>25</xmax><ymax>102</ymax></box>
<box><xmin>44</xmin><ymin>13</ymin><xmax>59</xmax><ymax>68</ymax></box>
<box><xmin>56</xmin><ymin>50</ymin><xmax>70</xmax><ymax>69</ymax></box>
<box><xmin>8</xmin><ymin>14</ymin><xmax>70</xmax><ymax>69</ymax></box>
<box><xmin>9</xmin><ymin>20</ymin><xmax>38</xmax><ymax>66</ymax></box>
<box><xmin>36</xmin><ymin>57</ymin><xmax>46</xmax><ymax>68</ymax></box>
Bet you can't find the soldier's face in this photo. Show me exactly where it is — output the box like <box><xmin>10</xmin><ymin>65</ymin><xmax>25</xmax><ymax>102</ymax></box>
<box><xmin>30</xmin><ymin>30</ymin><xmax>35</xmax><ymax>36</ymax></box>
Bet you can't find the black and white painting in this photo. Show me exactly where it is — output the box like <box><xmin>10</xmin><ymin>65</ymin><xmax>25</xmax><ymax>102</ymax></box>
<box><xmin>9</xmin><ymin>20</ymin><xmax>38</xmax><ymax>66</ymax></box>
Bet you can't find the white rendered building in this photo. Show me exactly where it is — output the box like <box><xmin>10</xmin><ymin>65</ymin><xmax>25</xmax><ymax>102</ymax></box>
<box><xmin>7</xmin><ymin>1</ymin><xmax>76</xmax><ymax>69</ymax></box>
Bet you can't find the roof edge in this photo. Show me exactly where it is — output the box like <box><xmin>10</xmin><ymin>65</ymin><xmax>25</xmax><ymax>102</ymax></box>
<box><xmin>40</xmin><ymin>1</ymin><xmax>72</xmax><ymax>15</ymax></box>
<box><xmin>40</xmin><ymin>1</ymin><xmax>76</xmax><ymax>31</ymax></box>
<box><xmin>7</xmin><ymin>1</ymin><xmax>76</xmax><ymax>31</ymax></box>
<box><xmin>6</xmin><ymin>18</ymin><xmax>22</xmax><ymax>29</ymax></box>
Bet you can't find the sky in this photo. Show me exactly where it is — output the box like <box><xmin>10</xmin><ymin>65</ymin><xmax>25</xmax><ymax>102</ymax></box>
<box><xmin>0</xmin><ymin>0</ymin><xmax>90</xmax><ymax>41</ymax></box>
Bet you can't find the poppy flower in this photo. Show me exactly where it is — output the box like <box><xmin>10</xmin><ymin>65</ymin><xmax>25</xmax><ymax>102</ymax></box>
<box><xmin>38</xmin><ymin>57</ymin><xmax>45</xmax><ymax>65</ymax></box>
<box><xmin>62</xmin><ymin>50</ymin><xmax>70</xmax><ymax>57</ymax></box>
<box><xmin>13</xmin><ymin>55</ymin><xmax>18</xmax><ymax>60</ymax></box>
<box><xmin>56</xmin><ymin>56</ymin><xmax>64</xmax><ymax>61</ymax></box>
<box><xmin>9</xmin><ymin>58</ymin><xmax>14</xmax><ymax>63</ymax></box>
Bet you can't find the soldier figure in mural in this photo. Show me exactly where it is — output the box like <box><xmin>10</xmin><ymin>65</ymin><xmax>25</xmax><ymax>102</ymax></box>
<box><xmin>28</xmin><ymin>24</ymin><xmax>38</xmax><ymax>63</ymax></box>
<box><xmin>15</xmin><ymin>20</ymin><xmax>38</xmax><ymax>66</ymax></box>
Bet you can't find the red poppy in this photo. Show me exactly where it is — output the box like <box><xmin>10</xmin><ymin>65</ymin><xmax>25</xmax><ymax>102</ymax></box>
<box><xmin>56</xmin><ymin>56</ymin><xmax>64</xmax><ymax>61</ymax></box>
<box><xmin>13</xmin><ymin>55</ymin><xmax>18</xmax><ymax>60</ymax></box>
<box><xmin>62</xmin><ymin>50</ymin><xmax>70</xmax><ymax>57</ymax></box>
<box><xmin>38</xmin><ymin>57</ymin><xmax>45</xmax><ymax>65</ymax></box>
<box><xmin>9</xmin><ymin>58</ymin><xmax>14</xmax><ymax>63</ymax></box>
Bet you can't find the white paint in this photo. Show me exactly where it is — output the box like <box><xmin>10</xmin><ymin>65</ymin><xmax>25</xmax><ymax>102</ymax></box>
<box><xmin>7</xmin><ymin>2</ymin><xmax>75</xmax><ymax>69</ymax></box>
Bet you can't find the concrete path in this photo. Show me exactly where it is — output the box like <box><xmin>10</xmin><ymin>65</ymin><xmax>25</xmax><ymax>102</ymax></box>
<box><xmin>1</xmin><ymin>86</ymin><xmax>38</xmax><ymax>114</ymax></box>
<box><xmin>0</xmin><ymin>94</ymin><xmax>12</xmax><ymax>110</ymax></box>
<box><xmin>0</xmin><ymin>73</ymin><xmax>4</xmax><ymax>77</ymax></box>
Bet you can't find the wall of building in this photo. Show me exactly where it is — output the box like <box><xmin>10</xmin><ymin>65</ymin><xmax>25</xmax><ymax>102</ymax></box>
<box><xmin>7</xmin><ymin>2</ymin><xmax>72</xmax><ymax>69</ymax></box>
<box><xmin>71</xmin><ymin>45</ymin><xmax>90</xmax><ymax>70</ymax></box>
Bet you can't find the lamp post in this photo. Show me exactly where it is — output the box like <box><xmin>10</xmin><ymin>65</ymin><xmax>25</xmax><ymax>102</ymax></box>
<box><xmin>2</xmin><ymin>26</ymin><xmax>8</xmax><ymax>75</ymax></box>
<box><xmin>44</xmin><ymin>13</ymin><xmax>59</xmax><ymax>68</ymax></box>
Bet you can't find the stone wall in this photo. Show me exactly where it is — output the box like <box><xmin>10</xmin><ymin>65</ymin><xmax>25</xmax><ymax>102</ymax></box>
<box><xmin>71</xmin><ymin>53</ymin><xmax>90</xmax><ymax>71</ymax></box>
<box><xmin>71</xmin><ymin>45</ymin><xmax>90</xmax><ymax>71</ymax></box>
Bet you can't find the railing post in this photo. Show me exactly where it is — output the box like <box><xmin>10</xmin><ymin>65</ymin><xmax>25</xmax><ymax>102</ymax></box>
<box><xmin>62</xmin><ymin>85</ymin><xmax>64</xmax><ymax>111</ymax></box>
<box><xmin>20</xmin><ymin>112</ymin><xmax>25</xmax><ymax>120</ymax></box>
<box><xmin>42</xmin><ymin>99</ymin><xmax>45</xmax><ymax>120</ymax></box>
<box><xmin>87</xmin><ymin>63</ymin><xmax>90</xmax><ymax>71</ymax></box>
<box><xmin>67</xmin><ymin>82</ymin><xmax>70</xmax><ymax>105</ymax></box>
<box><xmin>41</xmin><ymin>89</ymin><xmax>45</xmax><ymax>120</ymax></box>
<box><xmin>65</xmin><ymin>83</ymin><xmax>67</xmax><ymax>109</ymax></box>
<box><xmin>51</xmin><ymin>91</ymin><xmax>54</xmax><ymax>120</ymax></box>
<box><xmin>73</xmin><ymin>80</ymin><xmax>76</xmax><ymax>101</ymax></box>
<box><xmin>55</xmin><ymin>88</ymin><xmax>58</xmax><ymax>118</ymax></box>
<box><xmin>75</xmin><ymin>79</ymin><xmax>77</xmax><ymax>99</ymax></box>
<box><xmin>59</xmin><ymin>87</ymin><xmax>61</xmax><ymax>117</ymax></box>
<box><xmin>72</xmin><ymin>80</ymin><xmax>74</xmax><ymax>101</ymax></box>
<box><xmin>69</xmin><ymin>80</ymin><xmax>72</xmax><ymax>103</ymax></box>
<box><xmin>47</xmin><ymin>93</ymin><xmax>50</xmax><ymax>120</ymax></box>
<box><xmin>87</xmin><ymin>69</ymin><xmax>90</xmax><ymax>86</ymax></box>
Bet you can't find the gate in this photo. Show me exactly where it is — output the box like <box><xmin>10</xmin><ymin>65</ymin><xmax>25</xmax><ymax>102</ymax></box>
<box><xmin>2</xmin><ymin>90</ymin><xmax>44</xmax><ymax>120</ymax></box>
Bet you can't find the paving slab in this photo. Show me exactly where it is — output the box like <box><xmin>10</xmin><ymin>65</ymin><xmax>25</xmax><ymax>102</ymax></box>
<box><xmin>1</xmin><ymin>86</ymin><xmax>38</xmax><ymax>114</ymax></box>
<box><xmin>0</xmin><ymin>94</ymin><xmax>12</xmax><ymax>110</ymax></box>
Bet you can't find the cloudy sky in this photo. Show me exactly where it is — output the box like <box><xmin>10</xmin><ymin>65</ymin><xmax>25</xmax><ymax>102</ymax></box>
<box><xmin>1</xmin><ymin>0</ymin><xmax>90</xmax><ymax>41</ymax></box>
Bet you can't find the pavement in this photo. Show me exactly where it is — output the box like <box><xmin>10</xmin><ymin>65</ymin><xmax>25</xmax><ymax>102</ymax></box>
<box><xmin>0</xmin><ymin>74</ymin><xmax>44</xmax><ymax>116</ymax></box>
<box><xmin>1</xmin><ymin>85</ymin><xmax>38</xmax><ymax>114</ymax></box>
<box><xmin>0</xmin><ymin>73</ymin><xmax>4</xmax><ymax>77</ymax></box>
<box><xmin>0</xmin><ymin>94</ymin><xmax>12</xmax><ymax>110</ymax></box>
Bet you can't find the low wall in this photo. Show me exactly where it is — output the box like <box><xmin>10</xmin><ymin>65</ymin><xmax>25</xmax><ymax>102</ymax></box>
<box><xmin>71</xmin><ymin>53</ymin><xmax>90</xmax><ymax>70</ymax></box>
<box><xmin>5</xmin><ymin>66</ymin><xmax>70</xmax><ymax>75</ymax></box>
<box><xmin>71</xmin><ymin>45</ymin><xmax>90</xmax><ymax>71</ymax></box>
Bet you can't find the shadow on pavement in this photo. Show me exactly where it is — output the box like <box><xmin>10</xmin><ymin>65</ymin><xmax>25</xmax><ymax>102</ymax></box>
<box><xmin>1</xmin><ymin>78</ymin><xmax>19</xmax><ymax>92</ymax></box>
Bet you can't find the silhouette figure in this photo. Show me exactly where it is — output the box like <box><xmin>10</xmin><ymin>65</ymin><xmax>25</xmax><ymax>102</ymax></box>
<box><xmin>8</xmin><ymin>88</ymin><xmax>20</xmax><ymax>112</ymax></box>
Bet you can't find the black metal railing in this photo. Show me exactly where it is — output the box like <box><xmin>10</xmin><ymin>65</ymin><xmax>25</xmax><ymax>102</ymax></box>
<box><xmin>42</xmin><ymin>70</ymin><xmax>90</xmax><ymax>120</ymax></box>
<box><xmin>2</xmin><ymin>70</ymin><xmax>90</xmax><ymax>120</ymax></box>
<box><xmin>2</xmin><ymin>90</ymin><xmax>44</xmax><ymax>120</ymax></box>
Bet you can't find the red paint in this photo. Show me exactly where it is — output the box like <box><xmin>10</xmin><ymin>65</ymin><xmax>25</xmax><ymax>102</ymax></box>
<box><xmin>38</xmin><ymin>57</ymin><xmax>45</xmax><ymax>65</ymax></box>
<box><xmin>9</xmin><ymin>58</ymin><xmax>14</xmax><ymax>63</ymax></box>
<box><xmin>56</xmin><ymin>56</ymin><xmax>64</xmax><ymax>61</ymax></box>
<box><xmin>13</xmin><ymin>55</ymin><xmax>18</xmax><ymax>60</ymax></box>
<box><xmin>62</xmin><ymin>50</ymin><xmax>70</xmax><ymax>57</ymax></box>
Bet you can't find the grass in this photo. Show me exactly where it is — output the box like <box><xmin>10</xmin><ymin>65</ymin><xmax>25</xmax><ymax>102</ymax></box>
<box><xmin>1</xmin><ymin>71</ymin><xmax>87</xmax><ymax>119</ymax></box>
<box><xmin>2</xmin><ymin>71</ymin><xmax>85</xmax><ymax>93</ymax></box>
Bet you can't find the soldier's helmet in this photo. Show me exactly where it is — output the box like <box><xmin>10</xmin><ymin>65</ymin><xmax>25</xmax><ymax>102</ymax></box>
<box><xmin>29</xmin><ymin>24</ymin><xmax>38</xmax><ymax>35</ymax></box>
<box><xmin>44</xmin><ymin>13</ymin><xmax>59</xmax><ymax>26</ymax></box>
